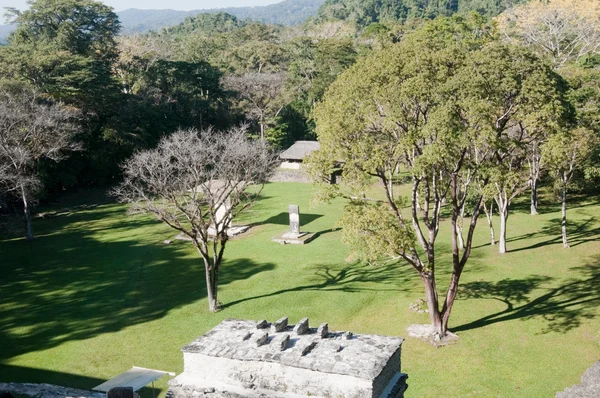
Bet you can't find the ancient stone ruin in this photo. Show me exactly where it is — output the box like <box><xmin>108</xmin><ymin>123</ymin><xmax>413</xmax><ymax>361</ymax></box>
<box><xmin>271</xmin><ymin>205</ymin><xmax>316</xmax><ymax>245</ymax></box>
<box><xmin>168</xmin><ymin>318</ymin><xmax>408</xmax><ymax>398</ymax></box>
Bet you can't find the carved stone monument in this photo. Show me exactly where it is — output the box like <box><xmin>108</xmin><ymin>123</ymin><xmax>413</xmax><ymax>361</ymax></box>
<box><xmin>168</xmin><ymin>318</ymin><xmax>408</xmax><ymax>398</ymax></box>
<box><xmin>271</xmin><ymin>205</ymin><xmax>316</xmax><ymax>245</ymax></box>
<box><xmin>289</xmin><ymin>205</ymin><xmax>300</xmax><ymax>235</ymax></box>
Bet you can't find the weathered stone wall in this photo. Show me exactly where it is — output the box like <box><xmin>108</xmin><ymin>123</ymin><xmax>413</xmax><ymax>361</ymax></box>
<box><xmin>169</xmin><ymin>318</ymin><xmax>408</xmax><ymax>398</ymax></box>
<box><xmin>178</xmin><ymin>353</ymin><xmax>372</xmax><ymax>398</ymax></box>
<box><xmin>0</xmin><ymin>383</ymin><xmax>104</xmax><ymax>398</ymax></box>
<box><xmin>373</xmin><ymin>347</ymin><xmax>401</xmax><ymax>398</ymax></box>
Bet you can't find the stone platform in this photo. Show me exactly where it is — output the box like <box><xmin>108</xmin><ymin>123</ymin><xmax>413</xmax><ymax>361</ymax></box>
<box><xmin>271</xmin><ymin>232</ymin><xmax>316</xmax><ymax>245</ymax></box>
<box><xmin>169</xmin><ymin>318</ymin><xmax>408</xmax><ymax>398</ymax></box>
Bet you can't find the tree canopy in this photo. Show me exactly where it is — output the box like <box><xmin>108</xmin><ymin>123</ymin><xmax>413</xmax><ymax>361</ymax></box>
<box><xmin>309</xmin><ymin>15</ymin><xmax>569</xmax><ymax>337</ymax></box>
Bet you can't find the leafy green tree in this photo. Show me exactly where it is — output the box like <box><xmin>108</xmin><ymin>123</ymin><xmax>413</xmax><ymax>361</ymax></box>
<box><xmin>309</xmin><ymin>16</ymin><xmax>567</xmax><ymax>337</ymax></box>
<box><xmin>316</xmin><ymin>0</ymin><xmax>526</xmax><ymax>28</ymax></box>
<box><xmin>543</xmin><ymin>128</ymin><xmax>597</xmax><ymax>248</ymax></box>
<box><xmin>0</xmin><ymin>0</ymin><xmax>127</xmax><ymax>192</ymax></box>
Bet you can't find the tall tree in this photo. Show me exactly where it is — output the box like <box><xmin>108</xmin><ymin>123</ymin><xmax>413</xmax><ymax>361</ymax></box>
<box><xmin>0</xmin><ymin>84</ymin><xmax>79</xmax><ymax>240</ymax></box>
<box><xmin>543</xmin><ymin>128</ymin><xmax>596</xmax><ymax>248</ymax></box>
<box><xmin>223</xmin><ymin>72</ymin><xmax>287</xmax><ymax>142</ymax></box>
<box><xmin>498</xmin><ymin>0</ymin><xmax>600</xmax><ymax>68</ymax></box>
<box><xmin>113</xmin><ymin>127</ymin><xmax>278</xmax><ymax>312</ymax></box>
<box><xmin>309</xmin><ymin>16</ymin><xmax>567</xmax><ymax>338</ymax></box>
<box><xmin>0</xmin><ymin>0</ymin><xmax>125</xmax><ymax>192</ymax></box>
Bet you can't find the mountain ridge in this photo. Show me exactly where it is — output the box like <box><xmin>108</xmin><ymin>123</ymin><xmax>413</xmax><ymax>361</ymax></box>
<box><xmin>0</xmin><ymin>0</ymin><xmax>324</xmax><ymax>42</ymax></box>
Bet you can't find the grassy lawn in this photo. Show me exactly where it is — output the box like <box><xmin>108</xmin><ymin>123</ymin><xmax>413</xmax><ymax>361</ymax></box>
<box><xmin>1</xmin><ymin>182</ymin><xmax>600</xmax><ymax>397</ymax></box>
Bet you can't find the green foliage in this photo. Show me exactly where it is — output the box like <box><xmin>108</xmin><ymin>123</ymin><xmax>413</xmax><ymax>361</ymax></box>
<box><xmin>6</xmin><ymin>0</ymin><xmax>120</xmax><ymax>60</ymax></box>
<box><xmin>2</xmin><ymin>184</ymin><xmax>600</xmax><ymax>397</ymax></box>
<box><xmin>339</xmin><ymin>199</ymin><xmax>414</xmax><ymax>264</ymax></box>
<box><xmin>114</xmin><ymin>0</ymin><xmax>325</xmax><ymax>33</ymax></box>
<box><xmin>315</xmin><ymin>0</ymin><xmax>526</xmax><ymax>27</ymax></box>
<box><xmin>163</xmin><ymin>13</ymin><xmax>244</xmax><ymax>36</ymax></box>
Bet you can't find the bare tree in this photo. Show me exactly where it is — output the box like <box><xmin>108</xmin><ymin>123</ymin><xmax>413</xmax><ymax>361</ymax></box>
<box><xmin>113</xmin><ymin>126</ymin><xmax>278</xmax><ymax>312</ymax></box>
<box><xmin>498</xmin><ymin>0</ymin><xmax>600</xmax><ymax>67</ymax></box>
<box><xmin>222</xmin><ymin>73</ymin><xmax>286</xmax><ymax>141</ymax></box>
<box><xmin>0</xmin><ymin>85</ymin><xmax>79</xmax><ymax>240</ymax></box>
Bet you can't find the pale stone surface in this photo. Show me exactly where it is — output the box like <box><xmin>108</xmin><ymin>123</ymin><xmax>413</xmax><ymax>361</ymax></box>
<box><xmin>271</xmin><ymin>232</ymin><xmax>316</xmax><ymax>245</ymax></box>
<box><xmin>170</xmin><ymin>318</ymin><xmax>408</xmax><ymax>398</ymax></box>
<box><xmin>557</xmin><ymin>361</ymin><xmax>600</xmax><ymax>398</ymax></box>
<box><xmin>0</xmin><ymin>383</ymin><xmax>104</xmax><ymax>398</ymax></box>
<box><xmin>288</xmin><ymin>205</ymin><xmax>300</xmax><ymax>235</ymax></box>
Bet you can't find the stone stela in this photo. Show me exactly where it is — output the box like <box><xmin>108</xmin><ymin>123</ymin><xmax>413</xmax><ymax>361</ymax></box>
<box><xmin>168</xmin><ymin>318</ymin><xmax>408</xmax><ymax>398</ymax></box>
<box><xmin>271</xmin><ymin>204</ymin><xmax>316</xmax><ymax>245</ymax></box>
<box><xmin>288</xmin><ymin>205</ymin><xmax>301</xmax><ymax>236</ymax></box>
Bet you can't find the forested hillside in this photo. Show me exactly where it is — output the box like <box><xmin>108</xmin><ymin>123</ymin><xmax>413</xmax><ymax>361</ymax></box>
<box><xmin>316</xmin><ymin>0</ymin><xmax>527</xmax><ymax>26</ymax></box>
<box><xmin>118</xmin><ymin>0</ymin><xmax>325</xmax><ymax>33</ymax></box>
<box><xmin>0</xmin><ymin>0</ymin><xmax>324</xmax><ymax>41</ymax></box>
<box><xmin>0</xmin><ymin>0</ymin><xmax>598</xmax><ymax>221</ymax></box>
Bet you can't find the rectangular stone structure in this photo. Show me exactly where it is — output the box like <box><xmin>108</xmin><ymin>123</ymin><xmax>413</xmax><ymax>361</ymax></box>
<box><xmin>289</xmin><ymin>205</ymin><xmax>300</xmax><ymax>235</ymax></box>
<box><xmin>170</xmin><ymin>318</ymin><xmax>408</xmax><ymax>398</ymax></box>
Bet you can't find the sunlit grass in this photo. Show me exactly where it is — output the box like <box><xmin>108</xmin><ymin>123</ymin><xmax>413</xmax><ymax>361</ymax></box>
<box><xmin>1</xmin><ymin>182</ymin><xmax>599</xmax><ymax>397</ymax></box>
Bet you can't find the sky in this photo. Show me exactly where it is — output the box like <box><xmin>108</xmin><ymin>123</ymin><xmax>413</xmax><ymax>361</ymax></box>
<box><xmin>0</xmin><ymin>0</ymin><xmax>283</xmax><ymax>12</ymax></box>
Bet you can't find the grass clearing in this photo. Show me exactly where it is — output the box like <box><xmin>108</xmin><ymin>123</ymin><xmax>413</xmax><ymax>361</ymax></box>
<box><xmin>1</xmin><ymin>182</ymin><xmax>600</xmax><ymax>397</ymax></box>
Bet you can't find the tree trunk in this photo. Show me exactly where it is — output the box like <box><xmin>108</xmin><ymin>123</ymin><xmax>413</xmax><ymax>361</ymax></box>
<box><xmin>561</xmin><ymin>182</ymin><xmax>570</xmax><ymax>249</ymax></box>
<box><xmin>422</xmin><ymin>273</ymin><xmax>444</xmax><ymax>336</ymax></box>
<box><xmin>440</xmin><ymin>271</ymin><xmax>461</xmax><ymax>336</ymax></box>
<box><xmin>530</xmin><ymin>177</ymin><xmax>539</xmax><ymax>215</ymax></box>
<box><xmin>483</xmin><ymin>201</ymin><xmax>496</xmax><ymax>245</ymax></box>
<box><xmin>260</xmin><ymin>121</ymin><xmax>265</xmax><ymax>141</ymax></box>
<box><xmin>205</xmin><ymin>265</ymin><xmax>219</xmax><ymax>312</ymax></box>
<box><xmin>200</xmin><ymin>249</ymin><xmax>219</xmax><ymax>312</ymax></box>
<box><xmin>456</xmin><ymin>203</ymin><xmax>465</xmax><ymax>250</ymax></box>
<box><xmin>498</xmin><ymin>205</ymin><xmax>508</xmax><ymax>254</ymax></box>
<box><xmin>21</xmin><ymin>186</ymin><xmax>33</xmax><ymax>241</ymax></box>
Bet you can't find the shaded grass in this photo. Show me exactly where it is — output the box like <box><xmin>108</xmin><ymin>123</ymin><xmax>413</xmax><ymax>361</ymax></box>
<box><xmin>1</xmin><ymin>183</ymin><xmax>600</xmax><ymax>397</ymax></box>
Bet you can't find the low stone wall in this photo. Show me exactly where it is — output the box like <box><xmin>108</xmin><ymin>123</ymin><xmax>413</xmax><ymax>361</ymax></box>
<box><xmin>269</xmin><ymin>169</ymin><xmax>311</xmax><ymax>183</ymax></box>
<box><xmin>0</xmin><ymin>383</ymin><xmax>104</xmax><ymax>398</ymax></box>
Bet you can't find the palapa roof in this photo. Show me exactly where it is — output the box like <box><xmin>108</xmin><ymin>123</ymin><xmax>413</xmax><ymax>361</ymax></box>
<box><xmin>280</xmin><ymin>141</ymin><xmax>320</xmax><ymax>161</ymax></box>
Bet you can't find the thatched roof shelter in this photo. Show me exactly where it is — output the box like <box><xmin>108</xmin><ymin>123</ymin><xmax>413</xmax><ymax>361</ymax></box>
<box><xmin>280</xmin><ymin>141</ymin><xmax>320</xmax><ymax>161</ymax></box>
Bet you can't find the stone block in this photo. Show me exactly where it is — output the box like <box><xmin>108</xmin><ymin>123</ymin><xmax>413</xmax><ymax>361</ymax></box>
<box><xmin>272</xmin><ymin>333</ymin><xmax>290</xmax><ymax>351</ymax></box>
<box><xmin>301</xmin><ymin>341</ymin><xmax>317</xmax><ymax>356</ymax></box>
<box><xmin>256</xmin><ymin>320</ymin><xmax>269</xmax><ymax>329</ymax></box>
<box><xmin>252</xmin><ymin>331</ymin><xmax>269</xmax><ymax>347</ymax></box>
<box><xmin>317</xmin><ymin>323</ymin><xmax>329</xmax><ymax>338</ymax></box>
<box><xmin>293</xmin><ymin>318</ymin><xmax>309</xmax><ymax>335</ymax></box>
<box><xmin>272</xmin><ymin>317</ymin><xmax>288</xmax><ymax>332</ymax></box>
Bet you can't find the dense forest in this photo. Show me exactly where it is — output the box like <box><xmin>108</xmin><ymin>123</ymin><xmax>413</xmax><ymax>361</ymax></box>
<box><xmin>0</xmin><ymin>0</ymin><xmax>599</xmax><ymax>230</ymax></box>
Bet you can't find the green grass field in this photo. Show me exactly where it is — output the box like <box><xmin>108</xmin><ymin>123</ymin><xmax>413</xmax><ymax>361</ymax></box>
<box><xmin>1</xmin><ymin>182</ymin><xmax>600</xmax><ymax>397</ymax></box>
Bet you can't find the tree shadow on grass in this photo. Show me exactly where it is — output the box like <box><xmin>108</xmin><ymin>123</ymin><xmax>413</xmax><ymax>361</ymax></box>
<box><xmin>0</xmin><ymin>205</ymin><xmax>275</xmax><ymax>363</ymax></box>
<box><xmin>509</xmin><ymin>193</ymin><xmax>598</xmax><ymax>215</ymax></box>
<box><xmin>221</xmin><ymin>261</ymin><xmax>418</xmax><ymax>310</ymax></box>
<box><xmin>506</xmin><ymin>217</ymin><xmax>600</xmax><ymax>252</ymax></box>
<box><xmin>258</xmin><ymin>212</ymin><xmax>323</xmax><ymax>227</ymax></box>
<box><xmin>453</xmin><ymin>256</ymin><xmax>600</xmax><ymax>333</ymax></box>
